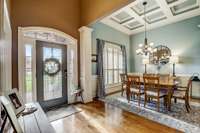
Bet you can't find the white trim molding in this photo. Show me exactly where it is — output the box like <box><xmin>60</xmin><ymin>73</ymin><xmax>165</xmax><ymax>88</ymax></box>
<box><xmin>18</xmin><ymin>26</ymin><xmax>78</xmax><ymax>104</ymax></box>
<box><xmin>0</xmin><ymin>0</ymin><xmax>12</xmax><ymax>95</ymax></box>
<box><xmin>79</xmin><ymin>26</ymin><xmax>93</xmax><ymax>103</ymax></box>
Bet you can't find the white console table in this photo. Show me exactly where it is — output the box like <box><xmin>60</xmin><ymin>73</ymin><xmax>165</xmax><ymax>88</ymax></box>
<box><xmin>18</xmin><ymin>103</ymin><xmax>55</xmax><ymax>133</ymax></box>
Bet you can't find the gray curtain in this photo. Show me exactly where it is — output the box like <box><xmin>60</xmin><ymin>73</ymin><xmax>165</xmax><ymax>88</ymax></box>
<box><xmin>121</xmin><ymin>45</ymin><xmax>127</xmax><ymax>74</ymax></box>
<box><xmin>97</xmin><ymin>39</ymin><xmax>105</xmax><ymax>98</ymax></box>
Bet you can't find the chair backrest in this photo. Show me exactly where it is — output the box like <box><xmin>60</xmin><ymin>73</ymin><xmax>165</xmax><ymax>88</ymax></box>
<box><xmin>186</xmin><ymin>78</ymin><xmax>192</xmax><ymax>96</ymax></box>
<box><xmin>127</xmin><ymin>75</ymin><xmax>141</xmax><ymax>91</ymax></box>
<box><xmin>143</xmin><ymin>73</ymin><xmax>159</xmax><ymax>77</ymax></box>
<box><xmin>143</xmin><ymin>75</ymin><xmax>160</xmax><ymax>93</ymax></box>
<box><xmin>120</xmin><ymin>73</ymin><xmax>127</xmax><ymax>84</ymax></box>
<box><xmin>159</xmin><ymin>74</ymin><xmax>170</xmax><ymax>83</ymax></box>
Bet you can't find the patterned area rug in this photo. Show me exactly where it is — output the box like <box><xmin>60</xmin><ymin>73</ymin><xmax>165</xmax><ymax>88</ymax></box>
<box><xmin>46</xmin><ymin>104</ymin><xmax>82</xmax><ymax>122</ymax></box>
<box><xmin>105</xmin><ymin>93</ymin><xmax>200</xmax><ymax>133</ymax></box>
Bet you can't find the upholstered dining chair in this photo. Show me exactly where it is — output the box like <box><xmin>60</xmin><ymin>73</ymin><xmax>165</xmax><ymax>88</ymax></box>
<box><xmin>172</xmin><ymin>78</ymin><xmax>192</xmax><ymax>113</ymax></box>
<box><xmin>159</xmin><ymin>74</ymin><xmax>170</xmax><ymax>94</ymax></box>
<box><xmin>143</xmin><ymin>75</ymin><xmax>167</xmax><ymax>111</ymax></box>
<box><xmin>127</xmin><ymin>75</ymin><xmax>144</xmax><ymax>106</ymax></box>
<box><xmin>159</xmin><ymin>74</ymin><xmax>170</xmax><ymax>81</ymax></box>
<box><xmin>120</xmin><ymin>73</ymin><xmax>127</xmax><ymax>96</ymax></box>
<box><xmin>143</xmin><ymin>73</ymin><xmax>159</xmax><ymax>77</ymax></box>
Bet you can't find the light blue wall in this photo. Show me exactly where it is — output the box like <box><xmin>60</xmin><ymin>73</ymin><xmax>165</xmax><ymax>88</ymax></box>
<box><xmin>91</xmin><ymin>22</ymin><xmax>130</xmax><ymax>74</ymax></box>
<box><xmin>130</xmin><ymin>15</ymin><xmax>200</xmax><ymax>75</ymax></box>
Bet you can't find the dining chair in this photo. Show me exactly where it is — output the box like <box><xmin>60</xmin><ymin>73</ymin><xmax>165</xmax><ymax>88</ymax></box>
<box><xmin>159</xmin><ymin>74</ymin><xmax>170</xmax><ymax>91</ymax></box>
<box><xmin>120</xmin><ymin>73</ymin><xmax>127</xmax><ymax>96</ymax></box>
<box><xmin>127</xmin><ymin>75</ymin><xmax>144</xmax><ymax>106</ymax></box>
<box><xmin>143</xmin><ymin>73</ymin><xmax>158</xmax><ymax>77</ymax></box>
<box><xmin>172</xmin><ymin>78</ymin><xmax>192</xmax><ymax>113</ymax></box>
<box><xmin>143</xmin><ymin>75</ymin><xmax>167</xmax><ymax>111</ymax></box>
<box><xmin>159</xmin><ymin>74</ymin><xmax>170</xmax><ymax>81</ymax></box>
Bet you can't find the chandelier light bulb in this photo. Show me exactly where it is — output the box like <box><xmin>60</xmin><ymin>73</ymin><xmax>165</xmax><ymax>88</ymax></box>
<box><xmin>150</xmin><ymin>42</ymin><xmax>154</xmax><ymax>46</ymax></box>
<box><xmin>139</xmin><ymin>44</ymin><xmax>143</xmax><ymax>47</ymax></box>
<box><xmin>147</xmin><ymin>47</ymin><xmax>152</xmax><ymax>51</ymax></box>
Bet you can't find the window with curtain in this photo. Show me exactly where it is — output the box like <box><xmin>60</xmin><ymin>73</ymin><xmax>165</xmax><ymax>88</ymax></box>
<box><xmin>103</xmin><ymin>42</ymin><xmax>124</xmax><ymax>86</ymax></box>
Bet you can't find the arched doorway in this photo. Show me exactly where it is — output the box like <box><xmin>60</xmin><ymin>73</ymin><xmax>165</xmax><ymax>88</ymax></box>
<box><xmin>18</xmin><ymin>27</ymin><xmax>78</xmax><ymax>107</ymax></box>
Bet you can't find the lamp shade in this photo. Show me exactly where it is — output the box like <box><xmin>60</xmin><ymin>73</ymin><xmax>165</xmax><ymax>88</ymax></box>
<box><xmin>142</xmin><ymin>58</ymin><xmax>149</xmax><ymax>65</ymax></box>
<box><xmin>170</xmin><ymin>56</ymin><xmax>179</xmax><ymax>64</ymax></box>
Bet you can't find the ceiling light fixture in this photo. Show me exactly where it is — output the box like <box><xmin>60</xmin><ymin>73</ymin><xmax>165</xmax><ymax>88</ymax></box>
<box><xmin>136</xmin><ymin>1</ymin><xmax>154</xmax><ymax>56</ymax></box>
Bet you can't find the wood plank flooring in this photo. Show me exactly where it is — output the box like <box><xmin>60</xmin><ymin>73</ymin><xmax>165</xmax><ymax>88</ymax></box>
<box><xmin>51</xmin><ymin>101</ymin><xmax>182</xmax><ymax>133</ymax></box>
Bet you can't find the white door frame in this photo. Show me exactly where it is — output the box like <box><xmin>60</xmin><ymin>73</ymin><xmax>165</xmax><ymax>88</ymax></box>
<box><xmin>0</xmin><ymin>0</ymin><xmax>12</xmax><ymax>95</ymax></box>
<box><xmin>18</xmin><ymin>26</ymin><xmax>78</xmax><ymax>103</ymax></box>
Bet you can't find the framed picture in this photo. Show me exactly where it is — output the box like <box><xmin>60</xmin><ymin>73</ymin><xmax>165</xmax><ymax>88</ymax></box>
<box><xmin>0</xmin><ymin>96</ymin><xmax>23</xmax><ymax>133</ymax></box>
<box><xmin>6</xmin><ymin>89</ymin><xmax>25</xmax><ymax>115</ymax></box>
<box><xmin>91</xmin><ymin>54</ymin><xmax>98</xmax><ymax>62</ymax></box>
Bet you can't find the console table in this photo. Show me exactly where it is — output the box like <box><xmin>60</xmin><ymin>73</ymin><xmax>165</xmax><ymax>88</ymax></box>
<box><xmin>18</xmin><ymin>103</ymin><xmax>55</xmax><ymax>133</ymax></box>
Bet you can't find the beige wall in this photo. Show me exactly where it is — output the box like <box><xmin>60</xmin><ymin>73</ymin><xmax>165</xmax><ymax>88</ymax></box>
<box><xmin>10</xmin><ymin>0</ymin><xmax>133</xmax><ymax>88</ymax></box>
<box><xmin>11</xmin><ymin>0</ymin><xmax>81</xmax><ymax>88</ymax></box>
<box><xmin>80</xmin><ymin>0</ymin><xmax>133</xmax><ymax>26</ymax></box>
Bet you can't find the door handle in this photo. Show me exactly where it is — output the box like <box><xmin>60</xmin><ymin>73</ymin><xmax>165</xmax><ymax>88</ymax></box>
<box><xmin>64</xmin><ymin>69</ymin><xmax>67</xmax><ymax>78</ymax></box>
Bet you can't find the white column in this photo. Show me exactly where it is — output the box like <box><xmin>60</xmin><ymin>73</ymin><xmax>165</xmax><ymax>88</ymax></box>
<box><xmin>79</xmin><ymin>26</ymin><xmax>93</xmax><ymax>103</ymax></box>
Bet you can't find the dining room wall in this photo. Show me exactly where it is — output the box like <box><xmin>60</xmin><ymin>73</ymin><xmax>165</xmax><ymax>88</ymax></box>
<box><xmin>91</xmin><ymin>22</ymin><xmax>131</xmax><ymax>74</ymax></box>
<box><xmin>130</xmin><ymin>15</ymin><xmax>200</xmax><ymax>76</ymax></box>
<box><xmin>90</xmin><ymin>22</ymin><xmax>130</xmax><ymax>97</ymax></box>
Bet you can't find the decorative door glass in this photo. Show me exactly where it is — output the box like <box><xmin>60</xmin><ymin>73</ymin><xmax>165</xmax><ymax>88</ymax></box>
<box><xmin>43</xmin><ymin>47</ymin><xmax>62</xmax><ymax>100</ymax></box>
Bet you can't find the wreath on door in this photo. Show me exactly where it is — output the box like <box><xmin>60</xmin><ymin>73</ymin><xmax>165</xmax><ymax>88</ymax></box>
<box><xmin>44</xmin><ymin>58</ymin><xmax>61</xmax><ymax>76</ymax></box>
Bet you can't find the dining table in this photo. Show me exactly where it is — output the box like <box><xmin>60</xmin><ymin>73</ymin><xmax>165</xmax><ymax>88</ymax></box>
<box><xmin>127</xmin><ymin>73</ymin><xmax>180</xmax><ymax>111</ymax></box>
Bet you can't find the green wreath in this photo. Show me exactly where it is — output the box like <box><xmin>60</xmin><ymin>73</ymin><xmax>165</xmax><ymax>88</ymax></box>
<box><xmin>44</xmin><ymin>58</ymin><xmax>61</xmax><ymax>76</ymax></box>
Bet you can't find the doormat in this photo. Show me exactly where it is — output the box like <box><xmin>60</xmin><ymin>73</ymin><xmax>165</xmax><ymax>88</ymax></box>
<box><xmin>46</xmin><ymin>104</ymin><xmax>82</xmax><ymax>122</ymax></box>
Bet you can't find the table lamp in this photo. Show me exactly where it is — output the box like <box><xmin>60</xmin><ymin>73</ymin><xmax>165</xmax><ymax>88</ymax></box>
<box><xmin>170</xmin><ymin>56</ymin><xmax>179</xmax><ymax>77</ymax></box>
<box><xmin>142</xmin><ymin>58</ymin><xmax>149</xmax><ymax>74</ymax></box>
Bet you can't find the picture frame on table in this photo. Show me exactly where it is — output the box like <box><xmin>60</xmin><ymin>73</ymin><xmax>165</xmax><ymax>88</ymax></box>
<box><xmin>0</xmin><ymin>96</ymin><xmax>23</xmax><ymax>133</ymax></box>
<box><xmin>6</xmin><ymin>88</ymin><xmax>25</xmax><ymax>115</ymax></box>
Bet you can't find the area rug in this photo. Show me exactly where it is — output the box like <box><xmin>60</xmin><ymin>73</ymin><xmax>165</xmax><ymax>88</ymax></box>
<box><xmin>46</xmin><ymin>104</ymin><xmax>82</xmax><ymax>122</ymax></box>
<box><xmin>105</xmin><ymin>93</ymin><xmax>200</xmax><ymax>133</ymax></box>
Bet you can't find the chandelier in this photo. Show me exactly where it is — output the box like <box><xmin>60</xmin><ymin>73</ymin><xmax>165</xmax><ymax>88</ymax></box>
<box><xmin>136</xmin><ymin>1</ymin><xmax>154</xmax><ymax>56</ymax></box>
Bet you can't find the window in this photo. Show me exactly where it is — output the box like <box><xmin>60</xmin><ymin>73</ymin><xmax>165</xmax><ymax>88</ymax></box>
<box><xmin>104</xmin><ymin>43</ymin><xmax>124</xmax><ymax>86</ymax></box>
<box><xmin>25</xmin><ymin>45</ymin><xmax>33</xmax><ymax>103</ymax></box>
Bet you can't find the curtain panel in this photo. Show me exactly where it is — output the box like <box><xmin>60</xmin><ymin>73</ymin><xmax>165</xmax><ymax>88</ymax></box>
<box><xmin>96</xmin><ymin>39</ymin><xmax>105</xmax><ymax>98</ymax></box>
<box><xmin>121</xmin><ymin>45</ymin><xmax>127</xmax><ymax>74</ymax></box>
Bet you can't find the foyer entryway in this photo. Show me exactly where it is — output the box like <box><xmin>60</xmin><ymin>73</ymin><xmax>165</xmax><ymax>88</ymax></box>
<box><xmin>36</xmin><ymin>41</ymin><xmax>68</xmax><ymax>110</ymax></box>
<box><xmin>18</xmin><ymin>27</ymin><xmax>78</xmax><ymax>107</ymax></box>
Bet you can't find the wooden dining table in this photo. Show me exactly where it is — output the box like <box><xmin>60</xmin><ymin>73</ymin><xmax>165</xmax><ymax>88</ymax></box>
<box><xmin>127</xmin><ymin>73</ymin><xmax>179</xmax><ymax>111</ymax></box>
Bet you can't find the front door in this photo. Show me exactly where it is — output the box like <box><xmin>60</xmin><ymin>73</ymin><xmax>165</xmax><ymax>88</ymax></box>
<box><xmin>36</xmin><ymin>41</ymin><xmax>67</xmax><ymax>110</ymax></box>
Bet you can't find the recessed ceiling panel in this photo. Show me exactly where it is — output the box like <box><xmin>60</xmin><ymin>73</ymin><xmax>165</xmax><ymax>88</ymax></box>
<box><xmin>132</xmin><ymin>0</ymin><xmax>160</xmax><ymax>16</ymax></box>
<box><xmin>100</xmin><ymin>0</ymin><xmax>200</xmax><ymax>35</ymax></box>
<box><xmin>171</xmin><ymin>0</ymin><xmax>199</xmax><ymax>15</ymax></box>
<box><xmin>125</xmin><ymin>21</ymin><xmax>143</xmax><ymax>30</ymax></box>
<box><xmin>146</xmin><ymin>11</ymin><xmax>167</xmax><ymax>24</ymax></box>
<box><xmin>111</xmin><ymin>11</ymin><xmax>134</xmax><ymax>24</ymax></box>
<box><xmin>166</xmin><ymin>0</ymin><xmax>178</xmax><ymax>4</ymax></box>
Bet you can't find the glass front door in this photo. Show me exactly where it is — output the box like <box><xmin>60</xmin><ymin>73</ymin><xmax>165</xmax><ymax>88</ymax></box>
<box><xmin>36</xmin><ymin>41</ymin><xmax>67</xmax><ymax>110</ymax></box>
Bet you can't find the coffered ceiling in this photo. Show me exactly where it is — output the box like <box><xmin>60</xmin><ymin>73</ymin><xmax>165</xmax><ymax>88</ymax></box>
<box><xmin>100</xmin><ymin>0</ymin><xmax>200</xmax><ymax>35</ymax></box>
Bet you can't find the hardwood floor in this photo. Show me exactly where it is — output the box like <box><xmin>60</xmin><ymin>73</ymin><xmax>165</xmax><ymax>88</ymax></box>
<box><xmin>51</xmin><ymin>101</ymin><xmax>182</xmax><ymax>133</ymax></box>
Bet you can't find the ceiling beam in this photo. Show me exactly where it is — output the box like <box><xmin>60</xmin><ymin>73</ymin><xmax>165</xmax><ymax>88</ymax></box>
<box><xmin>156</xmin><ymin>0</ymin><xmax>173</xmax><ymax>18</ymax></box>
